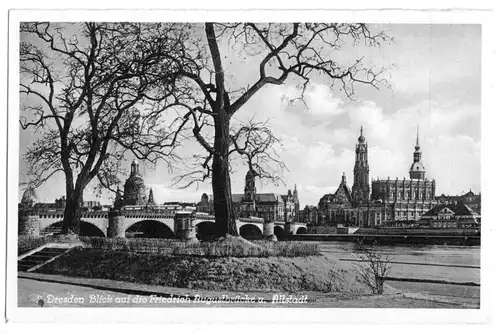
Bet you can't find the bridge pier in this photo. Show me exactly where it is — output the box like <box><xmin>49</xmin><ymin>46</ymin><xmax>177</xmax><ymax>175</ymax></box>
<box><xmin>107</xmin><ymin>211</ymin><xmax>126</xmax><ymax>238</ymax></box>
<box><xmin>285</xmin><ymin>222</ymin><xmax>297</xmax><ymax>237</ymax></box>
<box><xmin>19</xmin><ymin>211</ymin><xmax>40</xmax><ymax>237</ymax></box>
<box><xmin>263</xmin><ymin>221</ymin><xmax>277</xmax><ymax>241</ymax></box>
<box><xmin>174</xmin><ymin>212</ymin><xmax>198</xmax><ymax>243</ymax></box>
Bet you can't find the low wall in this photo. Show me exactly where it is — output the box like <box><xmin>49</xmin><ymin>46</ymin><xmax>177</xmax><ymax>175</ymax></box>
<box><xmin>355</xmin><ymin>227</ymin><xmax>480</xmax><ymax>236</ymax></box>
<box><xmin>308</xmin><ymin>226</ymin><xmax>338</xmax><ymax>234</ymax></box>
<box><xmin>292</xmin><ymin>234</ymin><xmax>481</xmax><ymax>246</ymax></box>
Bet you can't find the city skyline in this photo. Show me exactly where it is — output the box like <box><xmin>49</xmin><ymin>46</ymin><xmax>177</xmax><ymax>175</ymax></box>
<box><xmin>19</xmin><ymin>123</ymin><xmax>480</xmax><ymax>208</ymax></box>
<box><xmin>18</xmin><ymin>24</ymin><xmax>481</xmax><ymax>207</ymax></box>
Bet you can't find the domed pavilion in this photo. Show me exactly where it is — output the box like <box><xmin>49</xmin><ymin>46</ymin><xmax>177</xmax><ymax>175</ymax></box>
<box><xmin>123</xmin><ymin>160</ymin><xmax>148</xmax><ymax>206</ymax></box>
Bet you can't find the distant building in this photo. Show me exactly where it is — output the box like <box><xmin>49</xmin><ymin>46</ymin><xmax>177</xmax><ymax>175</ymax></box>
<box><xmin>123</xmin><ymin>159</ymin><xmax>148</xmax><ymax>206</ymax></box>
<box><xmin>419</xmin><ymin>201</ymin><xmax>481</xmax><ymax>228</ymax></box>
<box><xmin>162</xmin><ymin>202</ymin><xmax>197</xmax><ymax>213</ymax></box>
<box><xmin>198</xmin><ymin>169</ymin><xmax>300</xmax><ymax>222</ymax></box>
<box><xmin>82</xmin><ymin>200</ymin><xmax>101</xmax><ymax>211</ymax></box>
<box><xmin>20</xmin><ymin>187</ymin><xmax>38</xmax><ymax>207</ymax></box>
<box><xmin>196</xmin><ymin>193</ymin><xmax>211</xmax><ymax>213</ymax></box>
<box><xmin>317</xmin><ymin>173</ymin><xmax>353</xmax><ymax>225</ymax></box>
<box><xmin>302</xmin><ymin>205</ymin><xmax>320</xmax><ymax>225</ymax></box>
<box><xmin>317</xmin><ymin>126</ymin><xmax>437</xmax><ymax>227</ymax></box>
<box><xmin>436</xmin><ymin>190</ymin><xmax>481</xmax><ymax>214</ymax></box>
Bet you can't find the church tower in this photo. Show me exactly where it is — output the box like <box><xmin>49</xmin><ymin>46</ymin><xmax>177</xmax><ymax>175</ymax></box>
<box><xmin>352</xmin><ymin>126</ymin><xmax>370</xmax><ymax>204</ymax></box>
<box><xmin>147</xmin><ymin>188</ymin><xmax>156</xmax><ymax>205</ymax></box>
<box><xmin>293</xmin><ymin>184</ymin><xmax>300</xmax><ymax>222</ymax></box>
<box><xmin>244</xmin><ymin>169</ymin><xmax>257</xmax><ymax>201</ymax></box>
<box><xmin>113</xmin><ymin>186</ymin><xmax>123</xmax><ymax>209</ymax></box>
<box><xmin>409</xmin><ymin>126</ymin><xmax>426</xmax><ymax>180</ymax></box>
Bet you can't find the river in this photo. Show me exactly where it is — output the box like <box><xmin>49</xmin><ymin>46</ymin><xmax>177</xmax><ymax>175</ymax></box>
<box><xmin>309</xmin><ymin>241</ymin><xmax>480</xmax><ymax>299</ymax></box>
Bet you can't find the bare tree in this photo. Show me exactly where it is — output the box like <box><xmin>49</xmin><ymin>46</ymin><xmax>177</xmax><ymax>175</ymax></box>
<box><xmin>147</xmin><ymin>23</ymin><xmax>390</xmax><ymax>238</ymax></box>
<box><xmin>353</xmin><ymin>242</ymin><xmax>394</xmax><ymax>294</ymax></box>
<box><xmin>19</xmin><ymin>22</ymin><xmax>187</xmax><ymax>235</ymax></box>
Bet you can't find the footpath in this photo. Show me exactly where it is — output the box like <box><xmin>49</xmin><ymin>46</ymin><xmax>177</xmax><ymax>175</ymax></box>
<box><xmin>18</xmin><ymin>272</ymin><xmax>479</xmax><ymax>308</ymax></box>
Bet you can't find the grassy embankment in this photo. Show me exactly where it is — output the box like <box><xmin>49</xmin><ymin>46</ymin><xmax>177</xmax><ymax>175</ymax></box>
<box><xmin>34</xmin><ymin>236</ymin><xmax>368</xmax><ymax>294</ymax></box>
<box><xmin>18</xmin><ymin>235</ymin><xmax>56</xmax><ymax>255</ymax></box>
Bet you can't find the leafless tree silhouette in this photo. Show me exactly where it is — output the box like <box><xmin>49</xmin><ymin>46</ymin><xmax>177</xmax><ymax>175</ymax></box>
<box><xmin>148</xmin><ymin>23</ymin><xmax>391</xmax><ymax>237</ymax></box>
<box><xmin>20</xmin><ymin>22</ymin><xmax>187</xmax><ymax>235</ymax></box>
<box><xmin>353</xmin><ymin>242</ymin><xmax>394</xmax><ymax>294</ymax></box>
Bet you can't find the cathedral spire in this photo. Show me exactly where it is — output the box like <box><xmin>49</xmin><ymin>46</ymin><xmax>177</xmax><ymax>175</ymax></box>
<box><xmin>148</xmin><ymin>187</ymin><xmax>156</xmax><ymax>205</ymax></box>
<box><xmin>358</xmin><ymin>125</ymin><xmax>365</xmax><ymax>142</ymax></box>
<box><xmin>409</xmin><ymin>125</ymin><xmax>426</xmax><ymax>179</ymax></box>
<box><xmin>415</xmin><ymin>125</ymin><xmax>420</xmax><ymax>151</ymax></box>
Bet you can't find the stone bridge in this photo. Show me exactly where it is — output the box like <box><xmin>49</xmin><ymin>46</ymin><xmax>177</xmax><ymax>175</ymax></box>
<box><xmin>19</xmin><ymin>210</ymin><xmax>308</xmax><ymax>241</ymax></box>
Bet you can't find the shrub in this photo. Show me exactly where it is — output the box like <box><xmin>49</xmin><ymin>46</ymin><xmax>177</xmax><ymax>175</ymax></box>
<box><xmin>324</xmin><ymin>266</ymin><xmax>348</xmax><ymax>292</ymax></box>
<box><xmin>79</xmin><ymin>237</ymin><xmax>319</xmax><ymax>258</ymax></box>
<box><xmin>353</xmin><ymin>242</ymin><xmax>394</xmax><ymax>295</ymax></box>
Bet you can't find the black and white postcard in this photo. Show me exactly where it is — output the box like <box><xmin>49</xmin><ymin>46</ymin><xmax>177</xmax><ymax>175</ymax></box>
<box><xmin>3</xmin><ymin>4</ymin><xmax>498</xmax><ymax>329</ymax></box>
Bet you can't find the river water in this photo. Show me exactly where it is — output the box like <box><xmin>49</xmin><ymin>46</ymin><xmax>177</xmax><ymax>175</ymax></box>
<box><xmin>308</xmin><ymin>241</ymin><xmax>480</xmax><ymax>299</ymax></box>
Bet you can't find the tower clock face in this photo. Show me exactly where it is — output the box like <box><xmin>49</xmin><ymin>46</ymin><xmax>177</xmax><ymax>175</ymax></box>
<box><xmin>248</xmin><ymin>181</ymin><xmax>254</xmax><ymax>188</ymax></box>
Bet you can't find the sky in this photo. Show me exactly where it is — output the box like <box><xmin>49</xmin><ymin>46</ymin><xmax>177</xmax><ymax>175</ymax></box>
<box><xmin>18</xmin><ymin>23</ymin><xmax>481</xmax><ymax>207</ymax></box>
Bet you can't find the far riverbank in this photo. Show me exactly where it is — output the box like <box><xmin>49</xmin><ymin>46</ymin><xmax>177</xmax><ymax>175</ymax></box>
<box><xmin>292</xmin><ymin>232</ymin><xmax>480</xmax><ymax>246</ymax></box>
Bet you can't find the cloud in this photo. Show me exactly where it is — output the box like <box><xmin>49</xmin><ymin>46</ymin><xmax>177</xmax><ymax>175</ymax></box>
<box><xmin>300</xmin><ymin>83</ymin><xmax>345</xmax><ymax>117</ymax></box>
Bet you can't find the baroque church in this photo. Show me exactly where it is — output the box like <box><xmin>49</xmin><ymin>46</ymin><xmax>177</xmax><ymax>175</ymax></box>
<box><xmin>115</xmin><ymin>159</ymin><xmax>156</xmax><ymax>209</ymax></box>
<box><xmin>318</xmin><ymin>126</ymin><xmax>437</xmax><ymax>227</ymax></box>
<box><xmin>197</xmin><ymin>169</ymin><xmax>300</xmax><ymax>223</ymax></box>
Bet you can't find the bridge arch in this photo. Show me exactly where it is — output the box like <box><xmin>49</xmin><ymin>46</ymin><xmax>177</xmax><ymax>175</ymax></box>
<box><xmin>125</xmin><ymin>220</ymin><xmax>175</xmax><ymax>239</ymax></box>
<box><xmin>239</xmin><ymin>224</ymin><xmax>263</xmax><ymax>240</ymax></box>
<box><xmin>296</xmin><ymin>227</ymin><xmax>307</xmax><ymax>234</ymax></box>
<box><xmin>40</xmin><ymin>220</ymin><xmax>106</xmax><ymax>237</ymax></box>
<box><xmin>195</xmin><ymin>221</ymin><xmax>218</xmax><ymax>241</ymax></box>
<box><xmin>274</xmin><ymin>225</ymin><xmax>285</xmax><ymax>240</ymax></box>
<box><xmin>80</xmin><ymin>221</ymin><xmax>106</xmax><ymax>237</ymax></box>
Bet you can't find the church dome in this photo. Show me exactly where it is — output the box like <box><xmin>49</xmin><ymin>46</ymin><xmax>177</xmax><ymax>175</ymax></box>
<box><xmin>358</xmin><ymin>126</ymin><xmax>365</xmax><ymax>142</ymax></box>
<box><xmin>409</xmin><ymin>161</ymin><xmax>426</xmax><ymax>173</ymax></box>
<box><xmin>123</xmin><ymin>160</ymin><xmax>147</xmax><ymax>206</ymax></box>
<box><xmin>21</xmin><ymin>187</ymin><xmax>38</xmax><ymax>204</ymax></box>
<box><xmin>124</xmin><ymin>174</ymin><xmax>147</xmax><ymax>205</ymax></box>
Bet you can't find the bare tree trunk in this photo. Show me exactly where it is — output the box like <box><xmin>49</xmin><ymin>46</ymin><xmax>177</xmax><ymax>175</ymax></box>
<box><xmin>61</xmin><ymin>189</ymin><xmax>83</xmax><ymax>235</ymax></box>
<box><xmin>375</xmin><ymin>276</ymin><xmax>385</xmax><ymax>294</ymax></box>
<box><xmin>212</xmin><ymin>109</ymin><xmax>238</xmax><ymax>237</ymax></box>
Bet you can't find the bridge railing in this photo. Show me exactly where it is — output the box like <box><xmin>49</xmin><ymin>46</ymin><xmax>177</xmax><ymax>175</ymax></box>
<box><xmin>239</xmin><ymin>217</ymin><xmax>265</xmax><ymax>223</ymax></box>
<box><xmin>24</xmin><ymin>211</ymin><xmax>110</xmax><ymax>219</ymax></box>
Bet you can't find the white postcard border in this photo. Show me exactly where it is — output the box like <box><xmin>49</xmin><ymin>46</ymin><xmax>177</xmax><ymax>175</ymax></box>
<box><xmin>5</xmin><ymin>8</ymin><xmax>497</xmax><ymax>325</ymax></box>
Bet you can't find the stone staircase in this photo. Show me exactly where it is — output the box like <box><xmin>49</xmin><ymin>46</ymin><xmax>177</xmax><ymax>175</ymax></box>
<box><xmin>18</xmin><ymin>245</ymin><xmax>73</xmax><ymax>272</ymax></box>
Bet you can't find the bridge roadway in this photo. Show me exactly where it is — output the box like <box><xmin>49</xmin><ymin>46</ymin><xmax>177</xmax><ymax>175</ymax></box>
<box><xmin>21</xmin><ymin>210</ymin><xmax>308</xmax><ymax>240</ymax></box>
